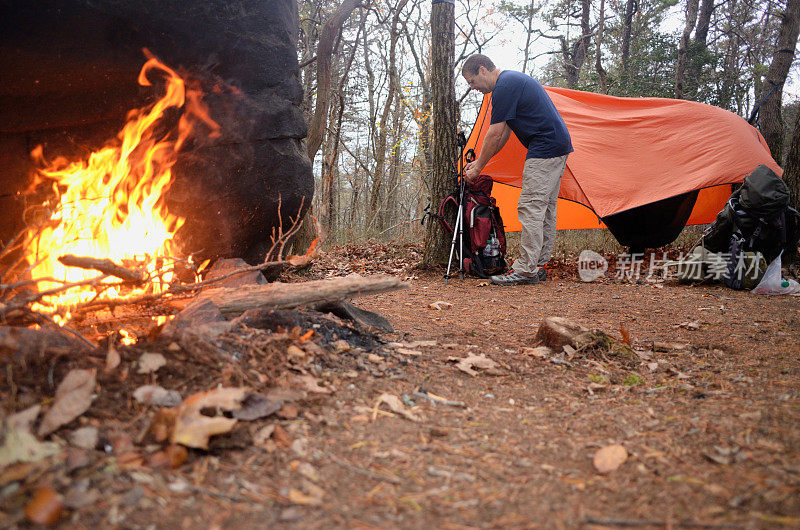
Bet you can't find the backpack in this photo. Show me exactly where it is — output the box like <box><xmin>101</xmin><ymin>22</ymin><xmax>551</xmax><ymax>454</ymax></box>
<box><xmin>438</xmin><ymin>175</ymin><xmax>508</xmax><ymax>278</ymax></box>
<box><xmin>703</xmin><ymin>165</ymin><xmax>800</xmax><ymax>289</ymax></box>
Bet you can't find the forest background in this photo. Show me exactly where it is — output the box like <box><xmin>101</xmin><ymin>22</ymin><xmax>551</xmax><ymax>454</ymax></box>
<box><xmin>295</xmin><ymin>0</ymin><xmax>800</xmax><ymax>257</ymax></box>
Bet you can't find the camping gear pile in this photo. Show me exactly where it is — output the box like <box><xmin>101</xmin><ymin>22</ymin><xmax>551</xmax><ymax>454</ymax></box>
<box><xmin>439</xmin><ymin>173</ymin><xmax>508</xmax><ymax>279</ymax></box>
<box><xmin>679</xmin><ymin>165</ymin><xmax>800</xmax><ymax>292</ymax></box>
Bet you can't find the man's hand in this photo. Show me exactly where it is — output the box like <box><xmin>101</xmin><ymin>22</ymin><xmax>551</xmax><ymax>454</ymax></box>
<box><xmin>464</xmin><ymin>122</ymin><xmax>511</xmax><ymax>184</ymax></box>
<box><xmin>464</xmin><ymin>161</ymin><xmax>481</xmax><ymax>182</ymax></box>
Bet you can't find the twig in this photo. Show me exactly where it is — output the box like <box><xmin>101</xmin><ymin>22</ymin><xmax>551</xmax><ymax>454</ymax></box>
<box><xmin>0</xmin><ymin>273</ymin><xmax>112</xmax><ymax>318</ymax></box>
<box><xmin>329</xmin><ymin>454</ymin><xmax>402</xmax><ymax>484</ymax></box>
<box><xmin>411</xmin><ymin>391</ymin><xmax>466</xmax><ymax>408</ymax></box>
<box><xmin>23</xmin><ymin>309</ymin><xmax>97</xmax><ymax>350</ymax></box>
<box><xmin>58</xmin><ymin>255</ymin><xmax>145</xmax><ymax>283</ymax></box>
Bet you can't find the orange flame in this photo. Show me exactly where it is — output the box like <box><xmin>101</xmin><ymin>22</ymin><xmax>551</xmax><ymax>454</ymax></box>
<box><xmin>23</xmin><ymin>57</ymin><xmax>218</xmax><ymax>321</ymax></box>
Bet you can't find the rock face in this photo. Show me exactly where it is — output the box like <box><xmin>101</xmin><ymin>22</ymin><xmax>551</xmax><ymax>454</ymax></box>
<box><xmin>0</xmin><ymin>0</ymin><xmax>312</xmax><ymax>264</ymax></box>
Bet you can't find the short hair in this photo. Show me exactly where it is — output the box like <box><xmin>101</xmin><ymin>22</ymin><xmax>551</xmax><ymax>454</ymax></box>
<box><xmin>463</xmin><ymin>54</ymin><xmax>496</xmax><ymax>76</ymax></box>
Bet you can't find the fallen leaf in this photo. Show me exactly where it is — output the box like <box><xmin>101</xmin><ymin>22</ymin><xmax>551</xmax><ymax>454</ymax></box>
<box><xmin>165</xmin><ymin>444</ymin><xmax>188</xmax><ymax>467</ymax></box>
<box><xmin>25</xmin><ymin>486</ymin><xmax>63</xmax><ymax>526</ymax></box>
<box><xmin>148</xmin><ymin>445</ymin><xmax>188</xmax><ymax>469</ymax></box>
<box><xmin>254</xmin><ymin>424</ymin><xmax>276</xmax><ymax>447</ymax></box>
<box><xmin>38</xmin><ymin>369</ymin><xmax>96</xmax><ymax>437</ymax></box>
<box><xmin>272</xmin><ymin>424</ymin><xmax>291</xmax><ymax>448</ymax></box>
<box><xmin>286</xmin><ymin>487</ymin><xmax>322</xmax><ymax>506</ymax></box>
<box><xmin>286</xmin><ymin>345</ymin><xmax>307</xmax><ymax>363</ymax></box>
<box><xmin>620</xmin><ymin>323</ymin><xmax>631</xmax><ymax>346</ymax></box>
<box><xmin>170</xmin><ymin>387</ymin><xmax>246</xmax><ymax>449</ymax></box>
<box><xmin>292</xmin><ymin>374</ymin><xmax>333</xmax><ymax>394</ymax></box>
<box><xmin>428</xmin><ymin>301</ymin><xmax>453</xmax><ymax>310</ymax></box>
<box><xmin>149</xmin><ymin>409</ymin><xmax>176</xmax><ymax>442</ymax></box>
<box><xmin>291</xmin><ymin>461</ymin><xmax>320</xmax><ymax>483</ymax></box>
<box><xmin>0</xmin><ymin>427</ymin><xmax>61</xmax><ymax>466</ymax></box>
<box><xmin>104</xmin><ymin>345</ymin><xmax>121</xmax><ymax>373</ymax></box>
<box><xmin>232</xmin><ymin>394</ymin><xmax>282</xmax><ymax>421</ymax></box>
<box><xmin>133</xmin><ymin>385</ymin><xmax>182</xmax><ymax>407</ymax></box>
<box><xmin>7</xmin><ymin>405</ymin><xmax>41</xmax><ymax>433</ymax></box>
<box><xmin>396</xmin><ymin>347</ymin><xmax>422</xmax><ymax>356</ymax></box>
<box><xmin>137</xmin><ymin>353</ymin><xmax>166</xmax><ymax>374</ymax></box>
<box><xmin>448</xmin><ymin>354</ymin><xmax>499</xmax><ymax>376</ymax></box>
<box><xmin>674</xmin><ymin>321</ymin><xmax>701</xmax><ymax>330</ymax></box>
<box><xmin>291</xmin><ymin>437</ymin><xmax>309</xmax><ymax>457</ymax></box>
<box><xmin>0</xmin><ymin>463</ymin><xmax>36</xmax><ymax>487</ymax></box>
<box><xmin>68</xmin><ymin>427</ymin><xmax>98</xmax><ymax>450</ymax></box>
<box><xmin>593</xmin><ymin>444</ymin><xmax>628</xmax><ymax>474</ymax></box>
<box><xmin>522</xmin><ymin>346</ymin><xmax>553</xmax><ymax>358</ymax></box>
<box><xmin>331</xmin><ymin>340</ymin><xmax>351</xmax><ymax>353</ymax></box>
<box><xmin>367</xmin><ymin>353</ymin><xmax>383</xmax><ymax>363</ymax></box>
<box><xmin>374</xmin><ymin>393</ymin><xmax>421</xmax><ymax>422</ymax></box>
<box><xmin>276</xmin><ymin>403</ymin><xmax>299</xmax><ymax>419</ymax></box>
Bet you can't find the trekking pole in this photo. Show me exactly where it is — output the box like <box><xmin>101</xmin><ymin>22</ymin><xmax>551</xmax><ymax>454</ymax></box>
<box><xmin>458</xmin><ymin>149</ymin><xmax>476</xmax><ymax>278</ymax></box>
<box><xmin>445</xmin><ymin>195</ymin><xmax>463</xmax><ymax>282</ymax></box>
<box><xmin>445</xmin><ymin>134</ymin><xmax>471</xmax><ymax>281</ymax></box>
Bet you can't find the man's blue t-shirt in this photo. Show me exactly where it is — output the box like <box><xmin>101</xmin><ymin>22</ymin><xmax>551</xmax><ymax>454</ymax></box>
<box><xmin>490</xmin><ymin>71</ymin><xmax>573</xmax><ymax>159</ymax></box>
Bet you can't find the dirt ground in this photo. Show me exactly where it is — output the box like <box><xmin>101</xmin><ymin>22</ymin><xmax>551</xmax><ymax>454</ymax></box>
<box><xmin>2</xmin><ymin>243</ymin><xmax>799</xmax><ymax>529</ymax></box>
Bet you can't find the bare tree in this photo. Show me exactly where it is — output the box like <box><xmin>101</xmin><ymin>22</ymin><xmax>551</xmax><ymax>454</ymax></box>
<box><xmin>306</xmin><ymin>0</ymin><xmax>364</xmax><ymax>161</ymax></box>
<box><xmin>595</xmin><ymin>0</ymin><xmax>608</xmax><ymax>93</ymax></box>
<box><xmin>620</xmin><ymin>0</ymin><xmax>638</xmax><ymax>82</ymax></box>
<box><xmin>757</xmin><ymin>0</ymin><xmax>800</xmax><ymax>163</ymax></box>
<box><xmin>675</xmin><ymin>0</ymin><xmax>700</xmax><ymax>99</ymax></box>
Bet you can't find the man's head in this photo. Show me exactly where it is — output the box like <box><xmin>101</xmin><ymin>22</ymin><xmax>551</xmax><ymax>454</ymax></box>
<box><xmin>462</xmin><ymin>54</ymin><xmax>499</xmax><ymax>94</ymax></box>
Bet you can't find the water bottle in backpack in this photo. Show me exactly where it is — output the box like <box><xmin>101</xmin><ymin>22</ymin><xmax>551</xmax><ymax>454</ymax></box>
<box><xmin>483</xmin><ymin>233</ymin><xmax>500</xmax><ymax>257</ymax></box>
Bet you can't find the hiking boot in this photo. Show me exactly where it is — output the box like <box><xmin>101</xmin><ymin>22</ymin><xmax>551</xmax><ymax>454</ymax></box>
<box><xmin>537</xmin><ymin>267</ymin><xmax>547</xmax><ymax>281</ymax></box>
<box><xmin>490</xmin><ymin>270</ymin><xmax>539</xmax><ymax>286</ymax></box>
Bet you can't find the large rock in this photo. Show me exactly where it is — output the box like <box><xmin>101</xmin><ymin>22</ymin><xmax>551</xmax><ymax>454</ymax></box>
<box><xmin>0</xmin><ymin>0</ymin><xmax>312</xmax><ymax>264</ymax></box>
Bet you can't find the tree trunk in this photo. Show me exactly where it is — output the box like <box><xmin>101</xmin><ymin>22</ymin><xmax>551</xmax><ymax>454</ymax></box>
<box><xmin>758</xmin><ymin>0</ymin><xmax>800</xmax><ymax>164</ymax></box>
<box><xmin>595</xmin><ymin>0</ymin><xmax>608</xmax><ymax>93</ymax></box>
<box><xmin>785</xmin><ymin>106</ymin><xmax>800</xmax><ymax>215</ymax></box>
<box><xmin>675</xmin><ymin>0</ymin><xmax>700</xmax><ymax>99</ymax></box>
<box><xmin>693</xmin><ymin>0</ymin><xmax>714</xmax><ymax>46</ymax></box>
<box><xmin>423</xmin><ymin>0</ymin><xmax>456</xmax><ymax>265</ymax></box>
<box><xmin>306</xmin><ymin>0</ymin><xmax>362</xmax><ymax>161</ymax></box>
<box><xmin>562</xmin><ymin>0</ymin><xmax>592</xmax><ymax>89</ymax></box>
<box><xmin>621</xmin><ymin>0</ymin><xmax>638</xmax><ymax>85</ymax></box>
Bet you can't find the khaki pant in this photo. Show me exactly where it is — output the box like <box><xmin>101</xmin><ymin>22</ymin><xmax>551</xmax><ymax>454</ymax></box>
<box><xmin>511</xmin><ymin>155</ymin><xmax>568</xmax><ymax>276</ymax></box>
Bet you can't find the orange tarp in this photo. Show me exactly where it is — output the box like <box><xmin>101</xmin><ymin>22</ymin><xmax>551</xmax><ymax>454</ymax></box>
<box><xmin>463</xmin><ymin>87</ymin><xmax>782</xmax><ymax>231</ymax></box>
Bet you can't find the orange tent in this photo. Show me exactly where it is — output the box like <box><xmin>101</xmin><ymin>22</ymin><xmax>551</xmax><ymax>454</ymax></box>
<box><xmin>463</xmin><ymin>86</ymin><xmax>782</xmax><ymax>248</ymax></box>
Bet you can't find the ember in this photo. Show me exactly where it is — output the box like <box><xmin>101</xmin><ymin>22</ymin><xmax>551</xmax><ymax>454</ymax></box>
<box><xmin>22</xmin><ymin>56</ymin><xmax>219</xmax><ymax>321</ymax></box>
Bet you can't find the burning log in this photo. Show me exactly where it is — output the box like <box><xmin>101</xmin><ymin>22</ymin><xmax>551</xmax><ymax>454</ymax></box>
<box><xmin>199</xmin><ymin>276</ymin><xmax>407</xmax><ymax>318</ymax></box>
<box><xmin>57</xmin><ymin>255</ymin><xmax>144</xmax><ymax>284</ymax></box>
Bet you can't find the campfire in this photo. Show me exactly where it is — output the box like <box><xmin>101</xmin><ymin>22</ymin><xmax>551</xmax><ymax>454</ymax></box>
<box><xmin>19</xmin><ymin>57</ymin><xmax>219</xmax><ymax>323</ymax></box>
<box><xmin>0</xmin><ymin>57</ymin><xmax>407</xmax><ymax>359</ymax></box>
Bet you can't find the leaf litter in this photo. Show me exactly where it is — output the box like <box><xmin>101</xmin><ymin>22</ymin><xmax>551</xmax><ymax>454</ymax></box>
<box><xmin>2</xmin><ymin>242</ymin><xmax>798</xmax><ymax>528</ymax></box>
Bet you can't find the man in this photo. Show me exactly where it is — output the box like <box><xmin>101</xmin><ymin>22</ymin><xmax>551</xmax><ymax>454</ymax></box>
<box><xmin>462</xmin><ymin>54</ymin><xmax>572</xmax><ymax>286</ymax></box>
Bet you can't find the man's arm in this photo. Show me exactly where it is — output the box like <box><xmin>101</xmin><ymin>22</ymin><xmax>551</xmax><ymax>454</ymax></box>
<box><xmin>464</xmin><ymin>121</ymin><xmax>511</xmax><ymax>180</ymax></box>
